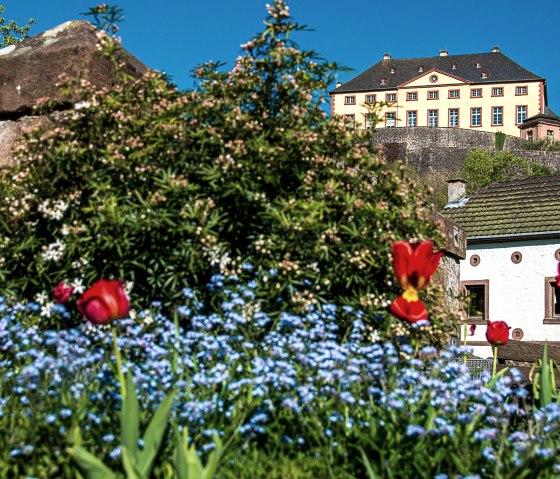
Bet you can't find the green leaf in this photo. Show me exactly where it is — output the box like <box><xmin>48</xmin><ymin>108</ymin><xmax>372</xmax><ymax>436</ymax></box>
<box><xmin>68</xmin><ymin>446</ymin><xmax>117</xmax><ymax>479</ymax></box>
<box><xmin>539</xmin><ymin>342</ymin><xmax>553</xmax><ymax>407</ymax></box>
<box><xmin>359</xmin><ymin>447</ymin><xmax>378</xmax><ymax>479</ymax></box>
<box><xmin>122</xmin><ymin>446</ymin><xmax>146</xmax><ymax>479</ymax></box>
<box><xmin>137</xmin><ymin>390</ymin><xmax>176</xmax><ymax>477</ymax></box>
<box><xmin>487</xmin><ymin>366</ymin><xmax>509</xmax><ymax>389</ymax></box>
<box><xmin>202</xmin><ymin>434</ymin><xmax>224</xmax><ymax>479</ymax></box>
<box><xmin>172</xmin><ymin>426</ymin><xmax>191</xmax><ymax>479</ymax></box>
<box><xmin>121</xmin><ymin>371</ymin><xmax>140</xmax><ymax>460</ymax></box>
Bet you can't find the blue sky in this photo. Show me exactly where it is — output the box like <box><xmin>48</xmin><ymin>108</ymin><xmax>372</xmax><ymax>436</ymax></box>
<box><xmin>5</xmin><ymin>0</ymin><xmax>560</xmax><ymax>113</ymax></box>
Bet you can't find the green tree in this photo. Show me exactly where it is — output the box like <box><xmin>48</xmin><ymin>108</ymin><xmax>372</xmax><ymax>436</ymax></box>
<box><xmin>0</xmin><ymin>5</ymin><xmax>35</xmax><ymax>46</ymax></box>
<box><xmin>0</xmin><ymin>1</ymin><xmax>453</xmax><ymax>344</ymax></box>
<box><xmin>461</xmin><ymin>148</ymin><xmax>553</xmax><ymax>193</ymax></box>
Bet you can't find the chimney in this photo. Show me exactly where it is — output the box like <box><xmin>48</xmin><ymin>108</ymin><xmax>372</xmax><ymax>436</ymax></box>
<box><xmin>439</xmin><ymin>50</ymin><xmax>448</xmax><ymax>57</ymax></box>
<box><xmin>383</xmin><ymin>53</ymin><xmax>391</xmax><ymax>60</ymax></box>
<box><xmin>336</xmin><ymin>81</ymin><xmax>343</xmax><ymax>88</ymax></box>
<box><xmin>491</xmin><ymin>46</ymin><xmax>500</xmax><ymax>53</ymax></box>
<box><xmin>446</xmin><ymin>179</ymin><xmax>467</xmax><ymax>207</ymax></box>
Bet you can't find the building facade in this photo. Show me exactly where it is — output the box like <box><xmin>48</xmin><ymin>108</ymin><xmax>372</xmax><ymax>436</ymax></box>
<box><xmin>442</xmin><ymin>177</ymin><xmax>560</xmax><ymax>358</ymax></box>
<box><xmin>331</xmin><ymin>48</ymin><xmax>549</xmax><ymax>138</ymax></box>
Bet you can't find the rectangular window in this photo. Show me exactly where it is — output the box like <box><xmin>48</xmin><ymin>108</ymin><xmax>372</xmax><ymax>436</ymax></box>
<box><xmin>462</xmin><ymin>280</ymin><xmax>489</xmax><ymax>323</ymax></box>
<box><xmin>471</xmin><ymin>107</ymin><xmax>481</xmax><ymax>127</ymax></box>
<box><xmin>544</xmin><ymin>277</ymin><xmax>560</xmax><ymax>323</ymax></box>
<box><xmin>492</xmin><ymin>87</ymin><xmax>504</xmax><ymax>96</ymax></box>
<box><xmin>428</xmin><ymin>91</ymin><xmax>439</xmax><ymax>100</ymax></box>
<box><xmin>345</xmin><ymin>96</ymin><xmax>356</xmax><ymax>105</ymax></box>
<box><xmin>516</xmin><ymin>86</ymin><xmax>528</xmax><ymax>95</ymax></box>
<box><xmin>386</xmin><ymin>112</ymin><xmax>396</xmax><ymax>128</ymax></box>
<box><xmin>527</xmin><ymin>131</ymin><xmax>534</xmax><ymax>142</ymax></box>
<box><xmin>365</xmin><ymin>114</ymin><xmax>375</xmax><ymax>129</ymax></box>
<box><xmin>407</xmin><ymin>111</ymin><xmax>417</xmax><ymax>127</ymax></box>
<box><xmin>449</xmin><ymin>89</ymin><xmax>460</xmax><ymax>99</ymax></box>
<box><xmin>516</xmin><ymin>105</ymin><xmax>527</xmax><ymax>125</ymax></box>
<box><xmin>492</xmin><ymin>106</ymin><xmax>503</xmax><ymax>126</ymax></box>
<box><xmin>448</xmin><ymin>109</ymin><xmax>459</xmax><ymax>127</ymax></box>
<box><xmin>407</xmin><ymin>92</ymin><xmax>418</xmax><ymax>101</ymax></box>
<box><xmin>344</xmin><ymin>114</ymin><xmax>355</xmax><ymax>128</ymax></box>
<box><xmin>471</xmin><ymin>88</ymin><xmax>482</xmax><ymax>98</ymax></box>
<box><xmin>386</xmin><ymin>93</ymin><xmax>396</xmax><ymax>102</ymax></box>
<box><xmin>428</xmin><ymin>110</ymin><xmax>438</xmax><ymax>127</ymax></box>
<box><xmin>547</xmin><ymin>130</ymin><xmax>554</xmax><ymax>141</ymax></box>
<box><xmin>365</xmin><ymin>94</ymin><xmax>376</xmax><ymax>103</ymax></box>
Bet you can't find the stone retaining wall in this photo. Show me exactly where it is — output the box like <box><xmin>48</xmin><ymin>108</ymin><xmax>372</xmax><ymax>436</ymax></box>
<box><xmin>367</xmin><ymin>127</ymin><xmax>560</xmax><ymax>173</ymax></box>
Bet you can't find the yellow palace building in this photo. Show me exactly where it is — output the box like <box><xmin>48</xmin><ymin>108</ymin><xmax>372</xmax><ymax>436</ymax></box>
<box><xmin>330</xmin><ymin>48</ymin><xmax>560</xmax><ymax>140</ymax></box>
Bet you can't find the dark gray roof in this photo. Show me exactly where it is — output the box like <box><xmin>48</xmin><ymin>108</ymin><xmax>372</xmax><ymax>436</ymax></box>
<box><xmin>522</xmin><ymin>106</ymin><xmax>560</xmax><ymax>126</ymax></box>
<box><xmin>331</xmin><ymin>52</ymin><xmax>543</xmax><ymax>94</ymax></box>
<box><xmin>442</xmin><ymin>175</ymin><xmax>560</xmax><ymax>238</ymax></box>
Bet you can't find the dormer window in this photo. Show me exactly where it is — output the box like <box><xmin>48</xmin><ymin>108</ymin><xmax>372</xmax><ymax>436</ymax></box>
<box><xmin>451</xmin><ymin>62</ymin><xmax>457</xmax><ymax>70</ymax></box>
<box><xmin>476</xmin><ymin>60</ymin><xmax>482</xmax><ymax>69</ymax></box>
<box><xmin>481</xmin><ymin>70</ymin><xmax>488</xmax><ymax>79</ymax></box>
<box><xmin>380</xmin><ymin>76</ymin><xmax>387</xmax><ymax>86</ymax></box>
<box><xmin>418</xmin><ymin>65</ymin><xmax>424</xmax><ymax>73</ymax></box>
<box><xmin>390</xmin><ymin>67</ymin><xmax>396</xmax><ymax>74</ymax></box>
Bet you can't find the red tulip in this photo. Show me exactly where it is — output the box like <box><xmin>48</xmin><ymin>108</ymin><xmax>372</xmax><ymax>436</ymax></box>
<box><xmin>469</xmin><ymin>324</ymin><xmax>476</xmax><ymax>336</ymax></box>
<box><xmin>77</xmin><ymin>279</ymin><xmax>130</xmax><ymax>325</ymax></box>
<box><xmin>392</xmin><ymin>240</ymin><xmax>443</xmax><ymax>291</ymax></box>
<box><xmin>52</xmin><ymin>282</ymin><xmax>74</xmax><ymax>304</ymax></box>
<box><xmin>389</xmin><ymin>294</ymin><xmax>428</xmax><ymax>323</ymax></box>
<box><xmin>485</xmin><ymin>320</ymin><xmax>510</xmax><ymax>346</ymax></box>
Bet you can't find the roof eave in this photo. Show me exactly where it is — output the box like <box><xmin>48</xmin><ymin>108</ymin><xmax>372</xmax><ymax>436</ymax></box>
<box><xmin>468</xmin><ymin>230</ymin><xmax>560</xmax><ymax>244</ymax></box>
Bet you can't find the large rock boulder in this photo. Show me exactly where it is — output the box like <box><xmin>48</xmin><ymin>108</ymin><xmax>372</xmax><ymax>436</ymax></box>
<box><xmin>0</xmin><ymin>20</ymin><xmax>147</xmax><ymax>116</ymax></box>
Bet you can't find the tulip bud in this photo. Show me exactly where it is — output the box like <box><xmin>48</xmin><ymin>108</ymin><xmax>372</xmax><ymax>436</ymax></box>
<box><xmin>52</xmin><ymin>282</ymin><xmax>74</xmax><ymax>304</ymax></box>
<box><xmin>485</xmin><ymin>320</ymin><xmax>510</xmax><ymax>346</ymax></box>
<box><xmin>77</xmin><ymin>279</ymin><xmax>130</xmax><ymax>325</ymax></box>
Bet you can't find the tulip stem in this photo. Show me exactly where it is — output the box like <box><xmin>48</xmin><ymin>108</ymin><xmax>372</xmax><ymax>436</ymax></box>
<box><xmin>112</xmin><ymin>325</ymin><xmax>126</xmax><ymax>400</ymax></box>
<box><xmin>492</xmin><ymin>345</ymin><xmax>498</xmax><ymax>378</ymax></box>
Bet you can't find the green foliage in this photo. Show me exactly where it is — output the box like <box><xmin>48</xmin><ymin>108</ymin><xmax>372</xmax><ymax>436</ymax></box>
<box><xmin>495</xmin><ymin>131</ymin><xmax>506</xmax><ymax>150</ymax></box>
<box><xmin>0</xmin><ymin>5</ymin><xmax>35</xmax><ymax>46</ymax></box>
<box><xmin>520</xmin><ymin>138</ymin><xmax>560</xmax><ymax>151</ymax></box>
<box><xmin>0</xmin><ymin>1</ymin><xmax>449</xmax><ymax>340</ymax></box>
<box><xmin>70</xmin><ymin>372</ymin><xmax>203</xmax><ymax>479</ymax></box>
<box><xmin>532</xmin><ymin>342</ymin><xmax>559</xmax><ymax>409</ymax></box>
<box><xmin>461</xmin><ymin>148</ymin><xmax>553</xmax><ymax>194</ymax></box>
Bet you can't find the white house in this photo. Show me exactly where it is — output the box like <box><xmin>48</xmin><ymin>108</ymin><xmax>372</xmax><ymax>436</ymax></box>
<box><xmin>442</xmin><ymin>176</ymin><xmax>560</xmax><ymax>358</ymax></box>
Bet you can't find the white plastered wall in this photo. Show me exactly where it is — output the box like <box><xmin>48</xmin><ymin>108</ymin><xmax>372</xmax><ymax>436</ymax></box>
<box><xmin>460</xmin><ymin>238</ymin><xmax>560</xmax><ymax>358</ymax></box>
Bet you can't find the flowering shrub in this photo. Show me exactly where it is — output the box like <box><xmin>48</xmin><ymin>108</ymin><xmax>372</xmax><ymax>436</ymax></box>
<box><xmin>1</xmin><ymin>274</ymin><xmax>559</xmax><ymax>478</ymax></box>
<box><xmin>0</xmin><ymin>1</ymin><xmax>450</xmax><ymax>342</ymax></box>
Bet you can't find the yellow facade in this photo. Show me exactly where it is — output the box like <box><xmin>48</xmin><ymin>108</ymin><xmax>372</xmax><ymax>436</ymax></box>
<box><xmin>332</xmin><ymin>69</ymin><xmax>542</xmax><ymax>137</ymax></box>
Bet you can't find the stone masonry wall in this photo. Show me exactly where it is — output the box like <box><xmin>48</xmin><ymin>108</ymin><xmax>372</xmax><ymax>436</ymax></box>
<box><xmin>366</xmin><ymin>127</ymin><xmax>560</xmax><ymax>174</ymax></box>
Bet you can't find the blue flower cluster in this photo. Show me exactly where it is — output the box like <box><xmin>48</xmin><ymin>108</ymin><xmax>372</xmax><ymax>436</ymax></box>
<box><xmin>0</xmin><ymin>280</ymin><xmax>559</xmax><ymax>475</ymax></box>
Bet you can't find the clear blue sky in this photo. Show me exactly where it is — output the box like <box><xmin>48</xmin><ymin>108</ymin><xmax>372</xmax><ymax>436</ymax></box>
<box><xmin>5</xmin><ymin>0</ymin><xmax>560</xmax><ymax>113</ymax></box>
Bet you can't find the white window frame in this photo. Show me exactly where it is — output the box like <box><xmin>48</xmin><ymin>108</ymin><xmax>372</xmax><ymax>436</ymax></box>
<box><xmin>471</xmin><ymin>108</ymin><xmax>481</xmax><ymax>127</ymax></box>
<box><xmin>449</xmin><ymin>109</ymin><xmax>459</xmax><ymax>127</ymax></box>
<box><xmin>407</xmin><ymin>111</ymin><xmax>417</xmax><ymax>127</ymax></box>
<box><xmin>492</xmin><ymin>107</ymin><xmax>503</xmax><ymax>126</ymax></box>
<box><xmin>428</xmin><ymin>110</ymin><xmax>438</xmax><ymax>127</ymax></box>
<box><xmin>516</xmin><ymin>106</ymin><xmax>527</xmax><ymax>125</ymax></box>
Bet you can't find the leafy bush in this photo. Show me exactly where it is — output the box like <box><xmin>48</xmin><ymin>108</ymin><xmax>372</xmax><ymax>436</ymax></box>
<box><xmin>520</xmin><ymin>138</ymin><xmax>560</xmax><ymax>151</ymax></box>
<box><xmin>461</xmin><ymin>148</ymin><xmax>553</xmax><ymax>194</ymax></box>
<box><xmin>0</xmin><ymin>5</ymin><xmax>35</xmax><ymax>46</ymax></box>
<box><xmin>1</xmin><ymin>276</ymin><xmax>559</xmax><ymax>478</ymax></box>
<box><xmin>495</xmin><ymin>131</ymin><xmax>506</xmax><ymax>151</ymax></box>
<box><xmin>0</xmin><ymin>1</ymin><xmax>447</xmax><ymax>339</ymax></box>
